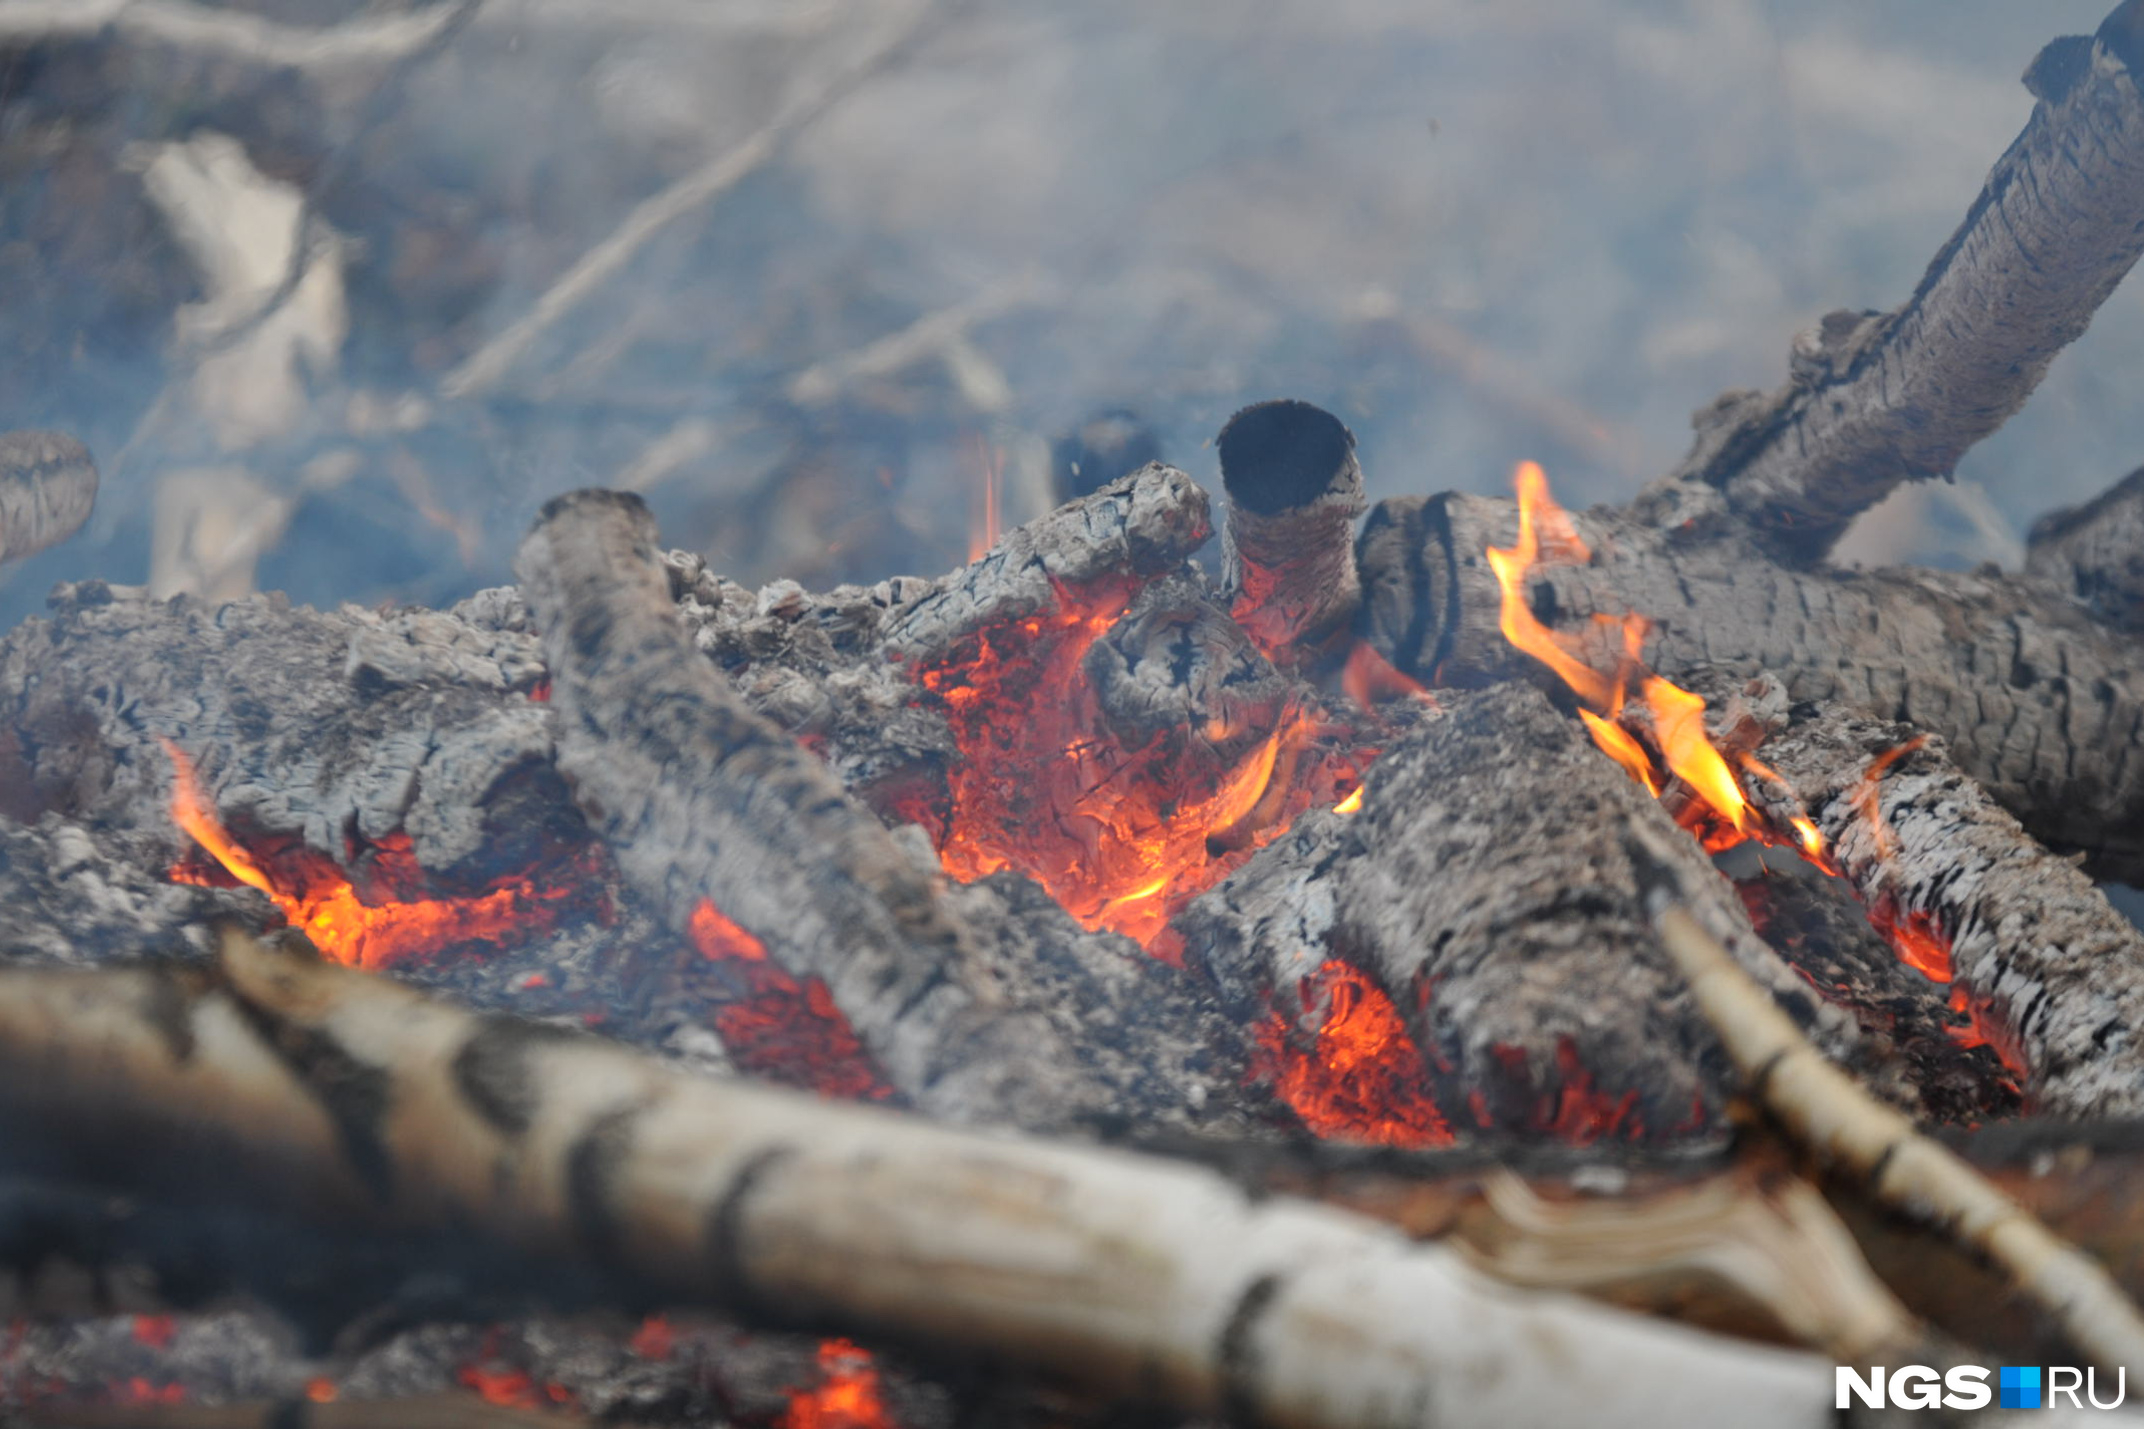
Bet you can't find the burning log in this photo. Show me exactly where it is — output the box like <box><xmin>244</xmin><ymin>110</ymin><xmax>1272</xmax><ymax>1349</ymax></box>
<box><xmin>513</xmin><ymin>485</ymin><xmax>1258</xmax><ymax>1135</ymax></box>
<box><xmin>1179</xmin><ymin>682</ymin><xmax>1884</xmax><ymax>1143</ymax></box>
<box><xmin>1631</xmin><ymin>2</ymin><xmax>2144</xmax><ymax>563</ymax></box>
<box><xmin>0</xmin><ymin>928</ymin><xmax>1844</xmax><ymax>1429</ymax></box>
<box><xmin>2028</xmin><ymin>465</ymin><xmax>2144</xmax><ymax>634</ymax></box>
<box><xmin>1217</xmin><ymin>400</ymin><xmax>1367</xmax><ymax>670</ymax></box>
<box><xmin>1747</xmin><ymin>700</ymin><xmax>2144</xmax><ymax>1119</ymax></box>
<box><xmin>1359</xmin><ymin>486</ymin><xmax>2144</xmax><ymax>884</ymax></box>
<box><xmin>0</xmin><ymin>431</ymin><xmax>97</xmax><ymax>568</ymax></box>
<box><xmin>1628</xmin><ymin>828</ymin><xmax>2144</xmax><ymax>1384</ymax></box>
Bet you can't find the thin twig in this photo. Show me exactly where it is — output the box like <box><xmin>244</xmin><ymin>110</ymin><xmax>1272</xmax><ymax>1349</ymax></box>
<box><xmin>440</xmin><ymin>0</ymin><xmax>945</xmax><ymax>401</ymax></box>
<box><xmin>1625</xmin><ymin>820</ymin><xmax>2144</xmax><ymax>1381</ymax></box>
<box><xmin>0</xmin><ymin>0</ymin><xmax>465</xmax><ymax>67</ymax></box>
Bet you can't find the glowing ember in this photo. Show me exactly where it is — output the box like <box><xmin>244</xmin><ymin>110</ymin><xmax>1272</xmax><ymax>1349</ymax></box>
<box><xmin>784</xmin><ymin>1338</ymin><xmax>897</xmax><ymax>1429</ymax></box>
<box><xmin>114</xmin><ymin>1378</ymin><xmax>185</xmax><ymax>1406</ymax></box>
<box><xmin>1333</xmin><ymin>784</ymin><xmax>1364</xmax><ymax>815</ymax></box>
<box><xmin>457</xmin><ymin>1362</ymin><xmax>574</xmax><ymax>1411</ymax></box>
<box><xmin>306</xmin><ymin>1378</ymin><xmax>338</xmax><ymax>1403</ymax></box>
<box><xmin>1255</xmin><ymin>961</ymin><xmax>1453</xmax><ymax>1147</ymax></box>
<box><xmin>129</xmin><ymin>1316</ymin><xmax>175</xmax><ymax>1351</ymax></box>
<box><xmin>628</xmin><ymin>1315</ymin><xmax>675</xmax><ymax>1361</ymax></box>
<box><xmin>687</xmin><ymin>900</ymin><xmax>891</xmax><ymax>1102</ymax></box>
<box><xmin>163</xmin><ymin>740</ymin><xmax>596</xmax><ymax>970</ymax></box>
<box><xmin>1484</xmin><ymin>464</ymin><xmax>1818</xmax><ymax>858</ymax></box>
<box><xmin>915</xmin><ymin>585</ymin><xmax>1353</xmax><ymax>949</ymax></box>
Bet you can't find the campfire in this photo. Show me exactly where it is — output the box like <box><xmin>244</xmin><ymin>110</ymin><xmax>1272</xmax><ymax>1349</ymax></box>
<box><xmin>7</xmin><ymin>4</ymin><xmax>2144</xmax><ymax>1429</ymax></box>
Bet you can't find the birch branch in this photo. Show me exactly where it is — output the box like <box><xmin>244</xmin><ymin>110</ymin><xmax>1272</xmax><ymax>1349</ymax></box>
<box><xmin>1627</xmin><ymin>824</ymin><xmax>2144</xmax><ymax>1383</ymax></box>
<box><xmin>0</xmin><ymin>0</ymin><xmax>468</xmax><ymax>68</ymax></box>
<box><xmin>0</xmin><ymin>928</ymin><xmax>1840</xmax><ymax>1429</ymax></box>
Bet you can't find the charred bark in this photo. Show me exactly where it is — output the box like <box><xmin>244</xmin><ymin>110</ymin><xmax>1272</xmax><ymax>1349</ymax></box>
<box><xmin>2028</xmin><ymin>465</ymin><xmax>2144</xmax><ymax>634</ymax></box>
<box><xmin>1216</xmin><ymin>400</ymin><xmax>1366</xmax><ymax>669</ymax></box>
<box><xmin>1633</xmin><ymin>1</ymin><xmax>2144</xmax><ymax>562</ymax></box>
<box><xmin>1359</xmin><ymin>491</ymin><xmax>2144</xmax><ymax>883</ymax></box>
<box><xmin>1751</xmin><ymin>700</ymin><xmax>2144</xmax><ymax>1119</ymax></box>
<box><xmin>0</xmin><ymin>431</ymin><xmax>97</xmax><ymax>568</ymax></box>
<box><xmin>1177</xmin><ymin>683</ymin><xmax>1887</xmax><ymax>1142</ymax></box>
<box><xmin>513</xmin><ymin>486</ymin><xmax>1258</xmax><ymax>1136</ymax></box>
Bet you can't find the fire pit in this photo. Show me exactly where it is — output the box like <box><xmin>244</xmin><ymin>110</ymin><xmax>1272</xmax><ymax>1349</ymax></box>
<box><xmin>6</xmin><ymin>3</ymin><xmax>2144</xmax><ymax>1428</ymax></box>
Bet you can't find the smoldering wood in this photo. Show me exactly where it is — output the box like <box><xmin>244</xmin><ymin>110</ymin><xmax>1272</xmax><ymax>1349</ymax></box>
<box><xmin>0</xmin><ymin>581</ymin><xmax>567</xmax><ymax>889</ymax></box>
<box><xmin>0</xmin><ymin>930</ymin><xmax>1844</xmax><ymax>1429</ymax></box>
<box><xmin>1628</xmin><ymin>839</ymin><xmax>2144</xmax><ymax>1383</ymax></box>
<box><xmin>1750</xmin><ymin>699</ymin><xmax>2144</xmax><ymax>1120</ymax></box>
<box><xmin>1216</xmin><ymin>400</ymin><xmax>1367</xmax><ymax>669</ymax></box>
<box><xmin>513</xmin><ymin>485</ymin><xmax>1260</xmax><ymax>1136</ymax></box>
<box><xmin>2028</xmin><ymin>465</ymin><xmax>2144</xmax><ymax>634</ymax></box>
<box><xmin>0</xmin><ymin>431</ymin><xmax>97</xmax><ymax>568</ymax></box>
<box><xmin>1631</xmin><ymin>1</ymin><xmax>2144</xmax><ymax>564</ymax></box>
<box><xmin>1734</xmin><ymin>860</ymin><xmax>2021</xmax><ymax>1126</ymax></box>
<box><xmin>1177</xmin><ymin>682</ymin><xmax>1891</xmax><ymax>1141</ymax></box>
<box><xmin>1358</xmin><ymin>490</ymin><xmax>2144</xmax><ymax>883</ymax></box>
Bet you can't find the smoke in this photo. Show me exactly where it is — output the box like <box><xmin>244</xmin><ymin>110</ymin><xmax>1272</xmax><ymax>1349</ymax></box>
<box><xmin>0</xmin><ymin>0</ymin><xmax>2128</xmax><ymax>629</ymax></box>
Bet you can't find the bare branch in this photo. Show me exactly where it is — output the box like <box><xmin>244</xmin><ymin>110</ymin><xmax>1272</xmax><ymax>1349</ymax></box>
<box><xmin>1639</xmin><ymin>2</ymin><xmax>2144</xmax><ymax>563</ymax></box>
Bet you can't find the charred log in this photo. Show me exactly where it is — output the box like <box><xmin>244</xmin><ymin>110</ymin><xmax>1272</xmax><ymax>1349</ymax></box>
<box><xmin>513</xmin><ymin>486</ymin><xmax>1257</xmax><ymax>1136</ymax></box>
<box><xmin>1177</xmin><ymin>683</ymin><xmax>1886</xmax><ymax>1143</ymax></box>
<box><xmin>1633</xmin><ymin>1</ymin><xmax>2144</xmax><ymax>562</ymax></box>
<box><xmin>1750</xmin><ymin>700</ymin><xmax>2144</xmax><ymax>1120</ymax></box>
<box><xmin>1359</xmin><ymin>490</ymin><xmax>2144</xmax><ymax>883</ymax></box>
<box><xmin>2028</xmin><ymin>464</ymin><xmax>2144</xmax><ymax>634</ymax></box>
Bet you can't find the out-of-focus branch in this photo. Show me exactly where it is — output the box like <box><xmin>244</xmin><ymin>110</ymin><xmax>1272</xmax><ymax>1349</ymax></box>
<box><xmin>0</xmin><ymin>0</ymin><xmax>467</xmax><ymax>68</ymax></box>
<box><xmin>440</xmin><ymin>0</ymin><xmax>943</xmax><ymax>401</ymax></box>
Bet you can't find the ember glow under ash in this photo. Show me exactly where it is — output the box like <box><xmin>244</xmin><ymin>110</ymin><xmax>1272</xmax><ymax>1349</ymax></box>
<box><xmin>687</xmin><ymin>899</ymin><xmax>892</xmax><ymax>1102</ymax></box>
<box><xmin>783</xmin><ymin>1338</ymin><xmax>896</xmax><ymax>1429</ymax></box>
<box><xmin>914</xmin><ymin>582</ymin><xmax>1360</xmax><ymax>950</ymax></box>
<box><xmin>164</xmin><ymin>740</ymin><xmax>598</xmax><ymax>970</ymax></box>
<box><xmin>1256</xmin><ymin>961</ymin><xmax>1453</xmax><ymax>1148</ymax></box>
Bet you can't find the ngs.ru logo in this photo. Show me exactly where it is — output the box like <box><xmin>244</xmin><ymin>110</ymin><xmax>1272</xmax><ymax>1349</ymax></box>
<box><xmin>1837</xmin><ymin>1365</ymin><xmax>2127</xmax><ymax>1410</ymax></box>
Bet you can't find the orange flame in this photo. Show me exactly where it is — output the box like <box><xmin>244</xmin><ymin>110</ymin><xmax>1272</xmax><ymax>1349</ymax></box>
<box><xmin>783</xmin><ymin>1339</ymin><xmax>897</xmax><ymax>1429</ymax></box>
<box><xmin>164</xmin><ymin>739</ymin><xmax>595</xmax><ymax>970</ymax></box>
<box><xmin>1483</xmin><ymin>464</ymin><xmax>1816</xmax><ymax>857</ymax></box>
<box><xmin>687</xmin><ymin>900</ymin><xmax>891</xmax><ymax>1102</ymax></box>
<box><xmin>1255</xmin><ymin>961</ymin><xmax>1454</xmax><ymax>1147</ymax></box>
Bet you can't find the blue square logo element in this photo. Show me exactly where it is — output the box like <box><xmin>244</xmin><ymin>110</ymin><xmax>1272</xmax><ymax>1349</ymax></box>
<box><xmin>2001</xmin><ymin>1366</ymin><xmax>2042</xmax><ymax>1409</ymax></box>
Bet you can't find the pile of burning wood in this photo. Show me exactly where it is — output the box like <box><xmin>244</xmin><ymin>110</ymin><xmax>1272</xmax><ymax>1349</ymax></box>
<box><xmin>8</xmin><ymin>4</ymin><xmax>2144</xmax><ymax>1428</ymax></box>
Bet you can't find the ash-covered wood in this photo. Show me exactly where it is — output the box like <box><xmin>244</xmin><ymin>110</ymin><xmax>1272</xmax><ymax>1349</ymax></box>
<box><xmin>2028</xmin><ymin>464</ymin><xmax>2144</xmax><ymax>634</ymax></box>
<box><xmin>1216</xmin><ymin>400</ymin><xmax>1366</xmax><ymax>668</ymax></box>
<box><xmin>0</xmin><ymin>931</ymin><xmax>1841</xmax><ymax>1429</ymax></box>
<box><xmin>0</xmin><ymin>430</ymin><xmax>96</xmax><ymax>568</ymax></box>
<box><xmin>1179</xmin><ymin>683</ymin><xmax>1885</xmax><ymax>1142</ymax></box>
<box><xmin>1754</xmin><ymin>702</ymin><xmax>2144</xmax><ymax>1120</ymax></box>
<box><xmin>514</xmin><ymin>486</ymin><xmax>1258</xmax><ymax>1136</ymax></box>
<box><xmin>1360</xmin><ymin>490</ymin><xmax>2144</xmax><ymax>882</ymax></box>
<box><xmin>0</xmin><ymin>580</ymin><xmax>566</xmax><ymax>888</ymax></box>
<box><xmin>1633</xmin><ymin>2</ymin><xmax>2144</xmax><ymax>563</ymax></box>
